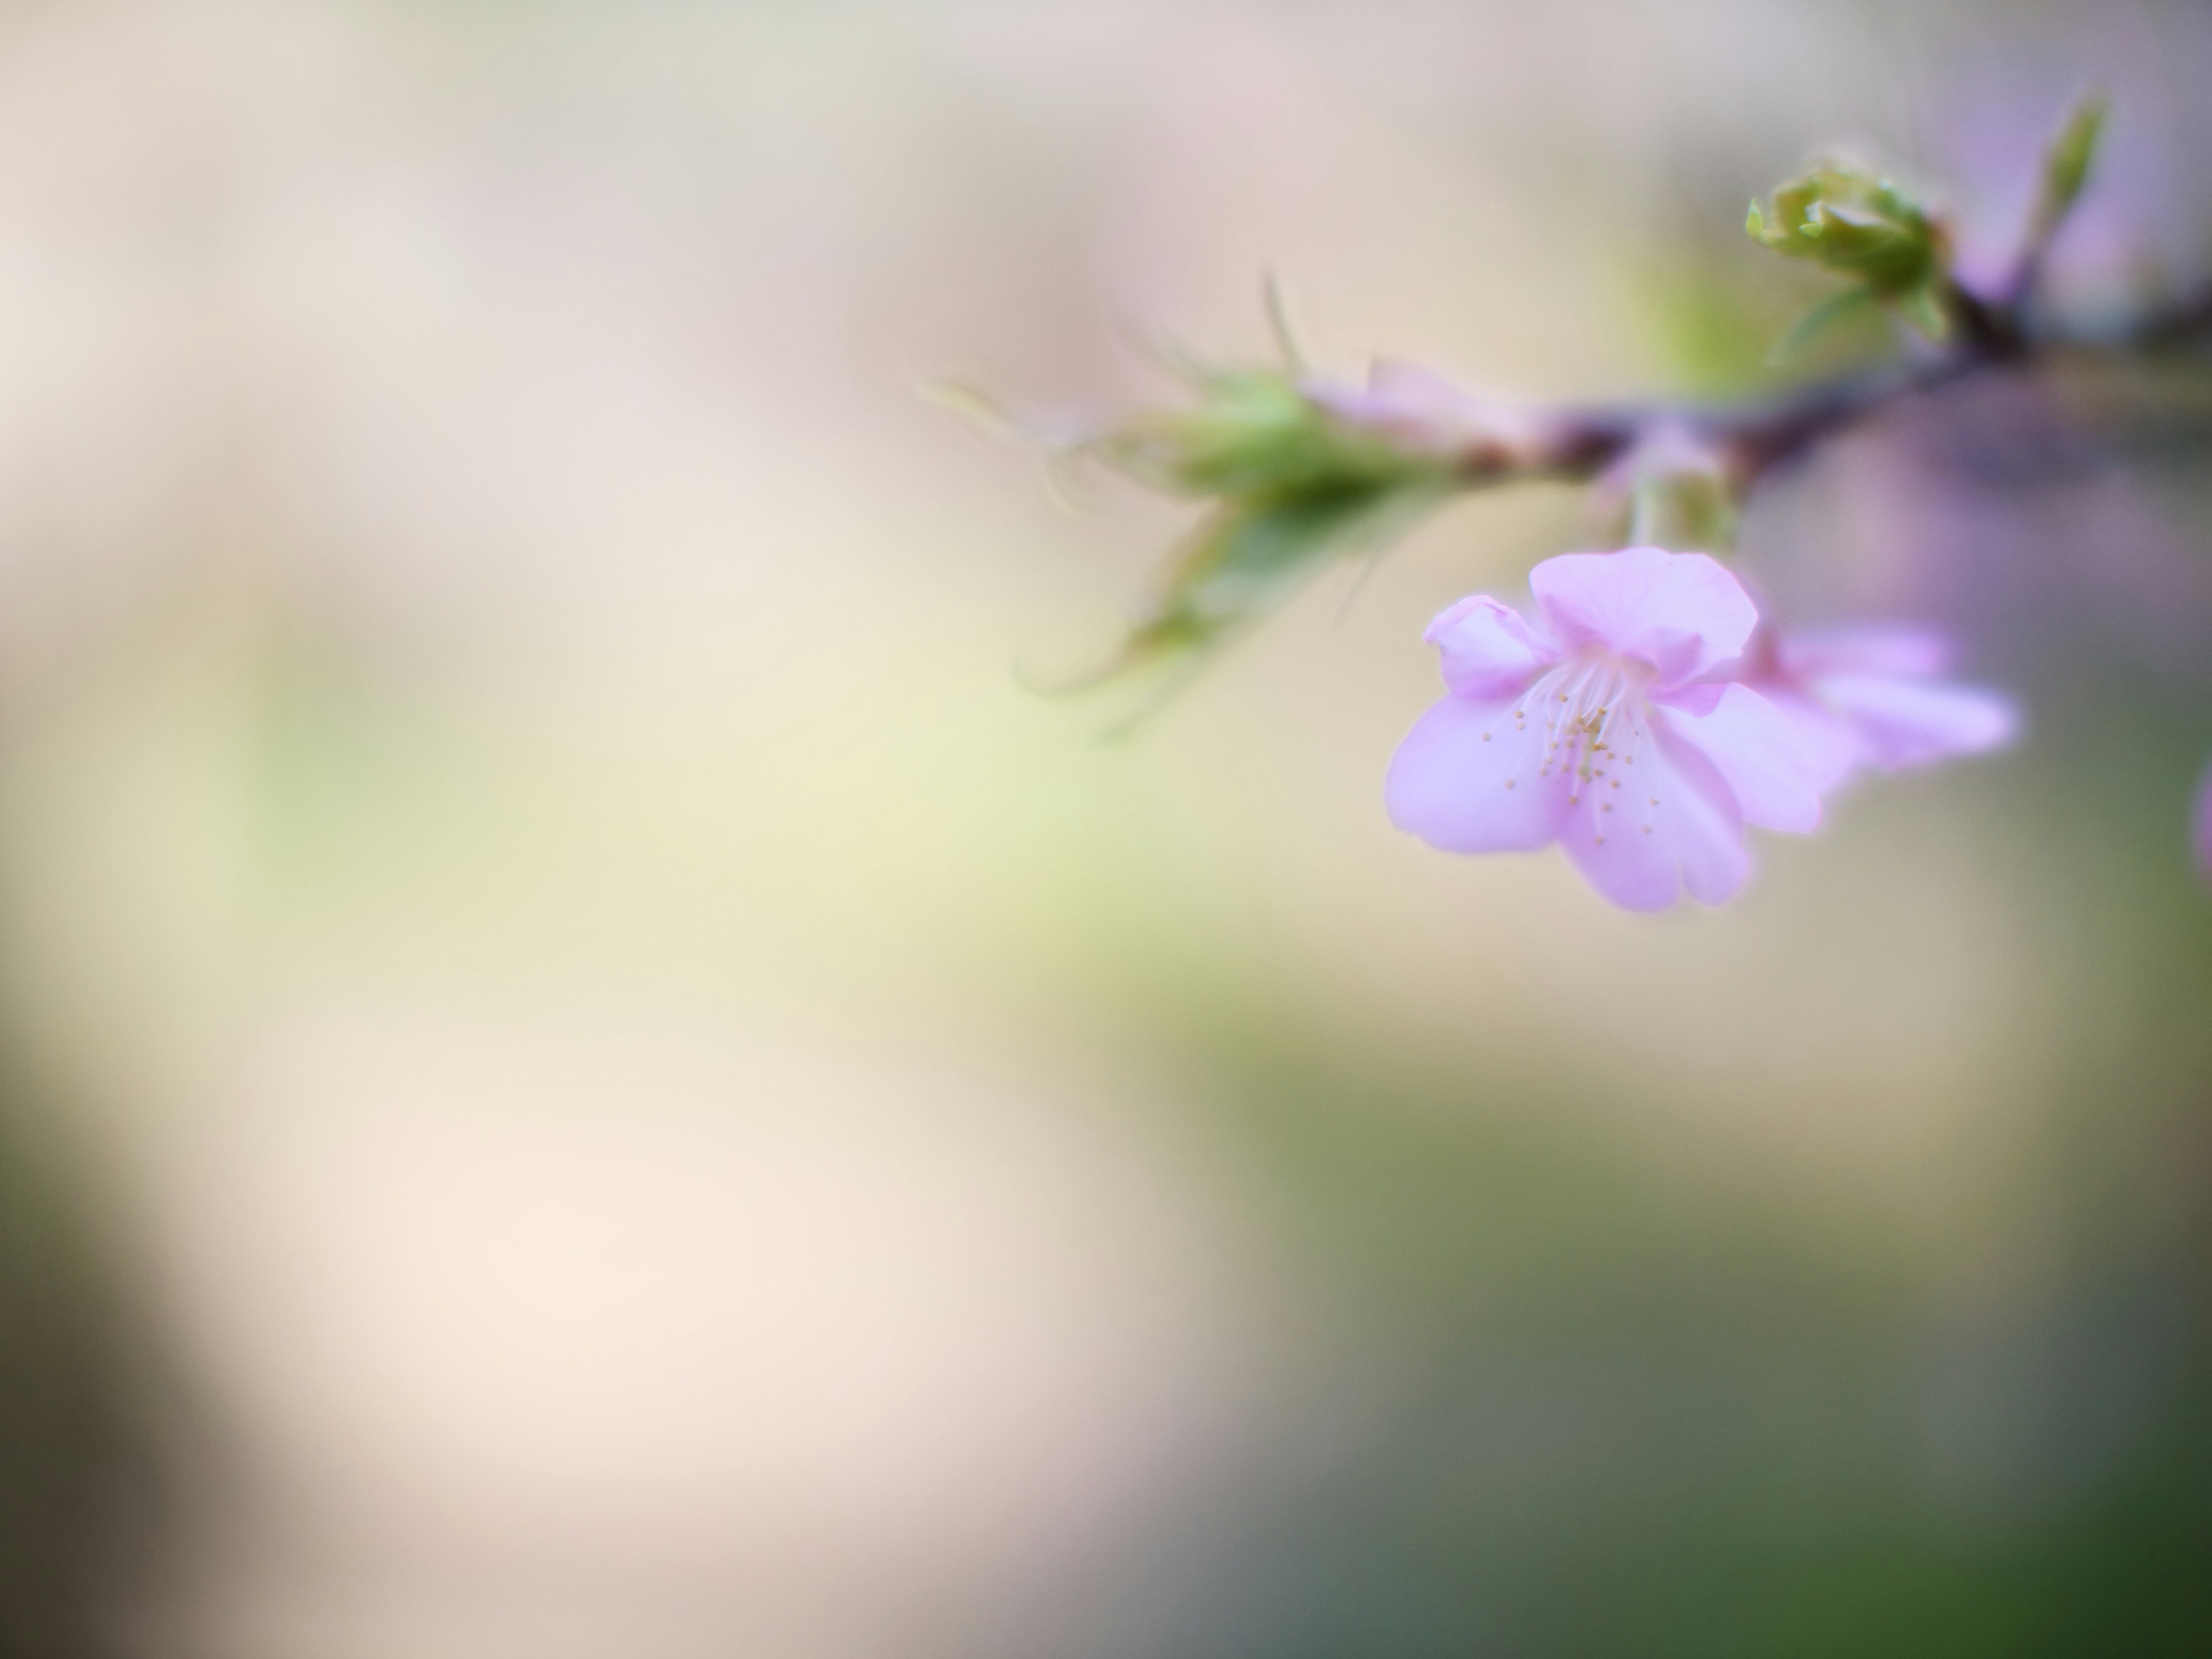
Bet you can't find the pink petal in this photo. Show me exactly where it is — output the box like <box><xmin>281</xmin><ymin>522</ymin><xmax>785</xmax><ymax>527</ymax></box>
<box><xmin>1762</xmin><ymin>689</ymin><xmax>1865</xmax><ymax>795</ymax></box>
<box><xmin>1559</xmin><ymin>729</ymin><xmax>1749</xmax><ymax>910</ymax></box>
<box><xmin>1776</xmin><ymin>624</ymin><xmax>1953</xmax><ymax>681</ymax></box>
<box><xmin>1529</xmin><ymin>547</ymin><xmax>1759</xmax><ymax>688</ymax></box>
<box><xmin>1653</xmin><ymin>684</ymin><xmax>1824</xmax><ymax>834</ymax></box>
<box><xmin>1812</xmin><ymin>674</ymin><xmax>2020</xmax><ymax>771</ymax></box>
<box><xmin>1385</xmin><ymin>694</ymin><xmax>1571</xmax><ymax>854</ymax></box>
<box><xmin>2194</xmin><ymin>757</ymin><xmax>2212</xmax><ymax>883</ymax></box>
<box><xmin>1424</xmin><ymin>596</ymin><xmax>1559</xmax><ymax>699</ymax></box>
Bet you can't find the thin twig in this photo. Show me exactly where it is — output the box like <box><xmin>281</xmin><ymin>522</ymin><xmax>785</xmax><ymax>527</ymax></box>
<box><xmin>1421</xmin><ymin>278</ymin><xmax>2212</xmax><ymax>506</ymax></box>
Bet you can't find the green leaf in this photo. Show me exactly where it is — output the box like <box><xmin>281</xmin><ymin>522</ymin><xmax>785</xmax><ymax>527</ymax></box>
<box><xmin>1035</xmin><ymin>480</ymin><xmax>1448</xmax><ymax>698</ymax></box>
<box><xmin>1896</xmin><ymin>283</ymin><xmax>1950</xmax><ymax>342</ymax></box>
<box><xmin>2039</xmin><ymin>90</ymin><xmax>2109</xmax><ymax>226</ymax></box>
<box><xmin>1745</xmin><ymin>160</ymin><xmax>1944</xmax><ymax>299</ymax></box>
<box><xmin>1767</xmin><ymin>285</ymin><xmax>1882</xmax><ymax>366</ymax></box>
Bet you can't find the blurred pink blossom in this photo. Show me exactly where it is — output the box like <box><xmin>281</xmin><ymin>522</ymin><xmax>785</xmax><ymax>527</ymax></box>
<box><xmin>1387</xmin><ymin>547</ymin><xmax>1821</xmax><ymax>911</ymax></box>
<box><xmin>2194</xmin><ymin>758</ymin><xmax>2212</xmax><ymax>883</ymax></box>
<box><xmin>1743</xmin><ymin>625</ymin><xmax>2021</xmax><ymax>794</ymax></box>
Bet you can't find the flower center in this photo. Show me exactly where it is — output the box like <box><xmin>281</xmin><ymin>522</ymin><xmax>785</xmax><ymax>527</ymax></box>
<box><xmin>1487</xmin><ymin>653</ymin><xmax>1662</xmax><ymax>840</ymax></box>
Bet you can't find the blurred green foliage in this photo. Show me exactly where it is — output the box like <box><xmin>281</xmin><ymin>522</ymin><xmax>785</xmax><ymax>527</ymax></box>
<box><xmin>0</xmin><ymin>1075</ymin><xmax>167</xmax><ymax>1659</ymax></box>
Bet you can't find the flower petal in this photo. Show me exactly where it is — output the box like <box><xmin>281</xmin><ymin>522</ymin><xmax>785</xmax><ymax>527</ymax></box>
<box><xmin>1776</xmin><ymin>624</ymin><xmax>1952</xmax><ymax>680</ymax></box>
<box><xmin>1386</xmin><ymin>694</ymin><xmax>1571</xmax><ymax>854</ymax></box>
<box><xmin>1424</xmin><ymin>595</ymin><xmax>1559</xmax><ymax>698</ymax></box>
<box><xmin>1762</xmin><ymin>689</ymin><xmax>1865</xmax><ymax>794</ymax></box>
<box><xmin>1559</xmin><ymin>728</ymin><xmax>1749</xmax><ymax>910</ymax></box>
<box><xmin>1654</xmin><ymin>683</ymin><xmax>1824</xmax><ymax>833</ymax></box>
<box><xmin>1812</xmin><ymin>674</ymin><xmax>2020</xmax><ymax>771</ymax></box>
<box><xmin>1529</xmin><ymin>547</ymin><xmax>1759</xmax><ymax>687</ymax></box>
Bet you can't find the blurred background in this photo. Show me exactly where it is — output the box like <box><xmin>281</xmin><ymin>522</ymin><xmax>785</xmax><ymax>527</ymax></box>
<box><xmin>1</xmin><ymin>1</ymin><xmax>2210</xmax><ymax>1654</ymax></box>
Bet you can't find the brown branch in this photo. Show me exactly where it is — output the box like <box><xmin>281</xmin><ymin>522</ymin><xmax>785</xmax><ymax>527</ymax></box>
<box><xmin>1002</xmin><ymin>264</ymin><xmax>2212</xmax><ymax>697</ymax></box>
<box><xmin>1430</xmin><ymin>278</ymin><xmax>2212</xmax><ymax>507</ymax></box>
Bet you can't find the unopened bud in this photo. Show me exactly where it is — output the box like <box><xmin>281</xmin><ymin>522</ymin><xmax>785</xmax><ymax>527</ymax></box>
<box><xmin>1093</xmin><ymin>363</ymin><xmax>1456</xmax><ymax>501</ymax></box>
<box><xmin>1747</xmin><ymin>160</ymin><xmax>1948</xmax><ymax>302</ymax></box>
<box><xmin>1300</xmin><ymin>360</ymin><xmax>1552</xmax><ymax>477</ymax></box>
<box><xmin>1600</xmin><ymin>426</ymin><xmax>1737</xmax><ymax>555</ymax></box>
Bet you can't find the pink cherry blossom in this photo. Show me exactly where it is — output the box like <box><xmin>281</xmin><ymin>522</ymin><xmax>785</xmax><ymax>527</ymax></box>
<box><xmin>1743</xmin><ymin>625</ymin><xmax>2020</xmax><ymax>794</ymax></box>
<box><xmin>1386</xmin><ymin>546</ymin><xmax>1823</xmax><ymax>911</ymax></box>
<box><xmin>2194</xmin><ymin>757</ymin><xmax>2212</xmax><ymax>884</ymax></box>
